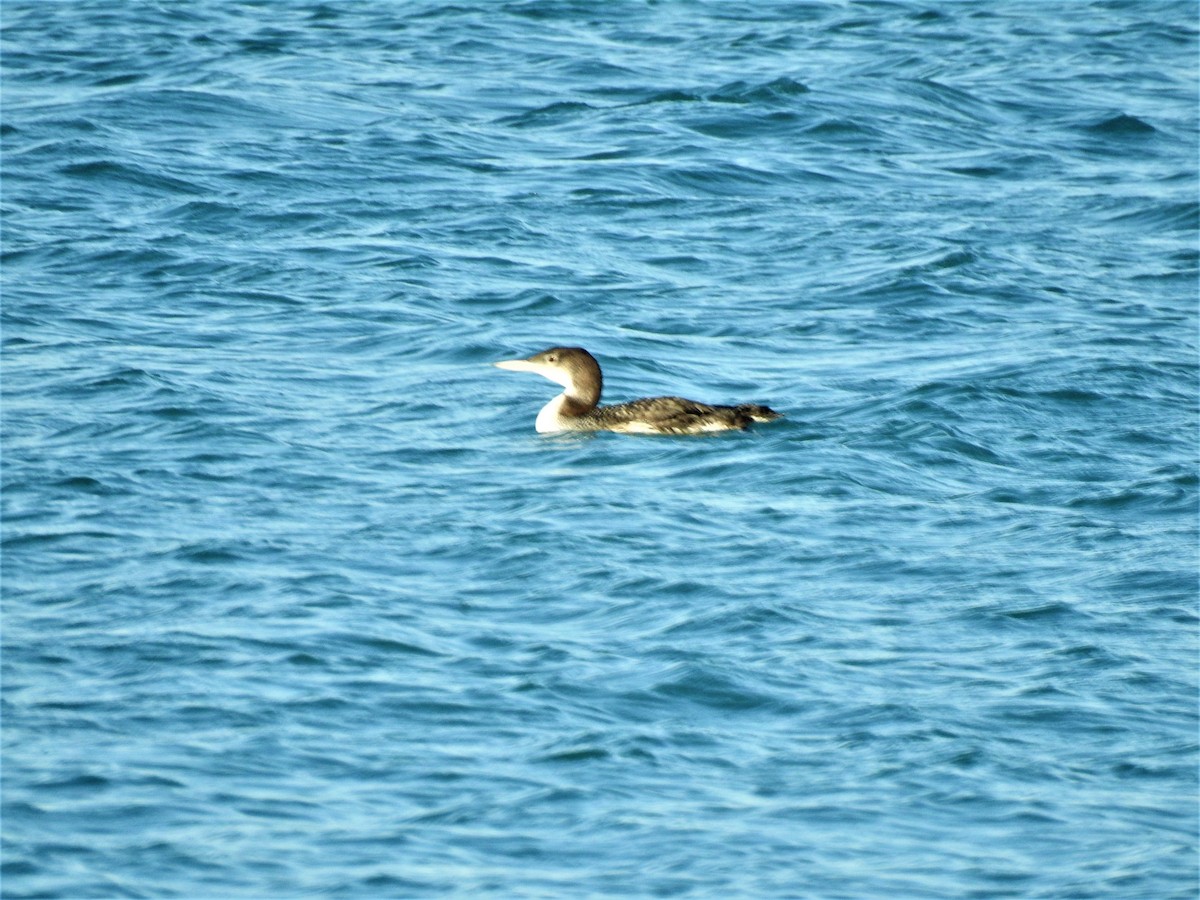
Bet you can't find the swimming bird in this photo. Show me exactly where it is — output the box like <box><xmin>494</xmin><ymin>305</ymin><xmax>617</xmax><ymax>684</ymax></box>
<box><xmin>494</xmin><ymin>346</ymin><xmax>782</xmax><ymax>435</ymax></box>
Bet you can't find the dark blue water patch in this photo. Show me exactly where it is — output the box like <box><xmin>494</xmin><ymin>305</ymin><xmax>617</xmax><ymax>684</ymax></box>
<box><xmin>707</xmin><ymin>76</ymin><xmax>810</xmax><ymax>103</ymax></box>
<box><xmin>58</xmin><ymin>160</ymin><xmax>206</xmax><ymax>197</ymax></box>
<box><xmin>33</xmin><ymin>773</ymin><xmax>113</xmax><ymax>795</ymax></box>
<box><xmin>799</xmin><ymin>115</ymin><xmax>886</xmax><ymax>141</ymax></box>
<box><xmin>534</xmin><ymin>743</ymin><xmax>611</xmax><ymax>765</ymax></box>
<box><xmin>496</xmin><ymin>101</ymin><xmax>598</xmax><ymax>128</ymax></box>
<box><xmin>1084</xmin><ymin>112</ymin><xmax>1159</xmax><ymax>136</ymax></box>
<box><xmin>1</xmin><ymin>528</ymin><xmax>128</xmax><ymax>552</ymax></box>
<box><xmin>942</xmin><ymin>163</ymin><xmax>1008</xmax><ymax>178</ymax></box>
<box><xmin>45</xmin><ymin>475</ymin><xmax>127</xmax><ymax>496</ymax></box>
<box><xmin>684</xmin><ymin>109</ymin><xmax>808</xmax><ymax>141</ymax></box>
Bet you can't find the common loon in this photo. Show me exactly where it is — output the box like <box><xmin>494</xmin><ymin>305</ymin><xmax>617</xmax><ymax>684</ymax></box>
<box><xmin>494</xmin><ymin>346</ymin><xmax>782</xmax><ymax>435</ymax></box>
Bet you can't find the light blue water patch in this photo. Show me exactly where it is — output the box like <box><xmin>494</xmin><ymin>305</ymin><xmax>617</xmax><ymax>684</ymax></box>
<box><xmin>3</xmin><ymin>1</ymin><xmax>1197</xmax><ymax>897</ymax></box>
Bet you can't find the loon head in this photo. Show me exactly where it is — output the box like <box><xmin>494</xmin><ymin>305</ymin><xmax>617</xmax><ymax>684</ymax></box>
<box><xmin>493</xmin><ymin>346</ymin><xmax>603</xmax><ymax>407</ymax></box>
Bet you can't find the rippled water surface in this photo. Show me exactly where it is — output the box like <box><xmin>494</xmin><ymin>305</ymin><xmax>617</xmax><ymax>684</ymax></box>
<box><xmin>3</xmin><ymin>2</ymin><xmax>1198</xmax><ymax>897</ymax></box>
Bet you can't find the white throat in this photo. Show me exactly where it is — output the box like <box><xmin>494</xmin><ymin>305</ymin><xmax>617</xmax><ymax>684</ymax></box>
<box><xmin>535</xmin><ymin>393</ymin><xmax>569</xmax><ymax>433</ymax></box>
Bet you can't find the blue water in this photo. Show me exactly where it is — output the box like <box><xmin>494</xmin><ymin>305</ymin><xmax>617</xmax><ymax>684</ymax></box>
<box><xmin>3</xmin><ymin>1</ymin><xmax>1197</xmax><ymax>897</ymax></box>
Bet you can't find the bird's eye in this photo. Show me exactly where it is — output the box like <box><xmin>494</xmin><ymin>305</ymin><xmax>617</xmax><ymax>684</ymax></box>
<box><xmin>548</xmin><ymin>355</ymin><xmax>557</xmax><ymax>362</ymax></box>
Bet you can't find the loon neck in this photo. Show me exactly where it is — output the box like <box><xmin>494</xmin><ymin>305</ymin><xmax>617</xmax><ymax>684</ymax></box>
<box><xmin>561</xmin><ymin>365</ymin><xmax>601</xmax><ymax>410</ymax></box>
<box><xmin>536</xmin><ymin>390</ymin><xmax>598</xmax><ymax>433</ymax></box>
<box><xmin>564</xmin><ymin>384</ymin><xmax>600</xmax><ymax>412</ymax></box>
